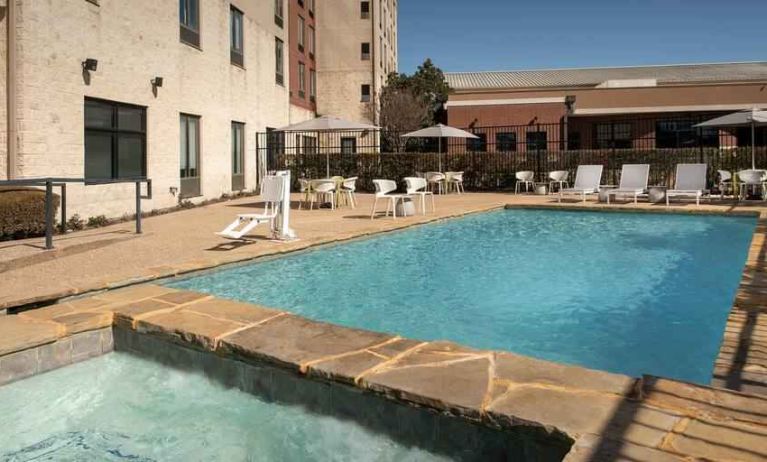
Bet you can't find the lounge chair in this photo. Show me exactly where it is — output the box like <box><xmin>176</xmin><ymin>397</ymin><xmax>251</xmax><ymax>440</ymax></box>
<box><xmin>370</xmin><ymin>179</ymin><xmax>409</xmax><ymax>219</ymax></box>
<box><xmin>558</xmin><ymin>165</ymin><xmax>603</xmax><ymax>203</ymax></box>
<box><xmin>217</xmin><ymin>176</ymin><xmax>283</xmax><ymax>239</ymax></box>
<box><xmin>666</xmin><ymin>164</ymin><xmax>709</xmax><ymax>206</ymax></box>
<box><xmin>405</xmin><ymin>177</ymin><xmax>435</xmax><ymax>214</ymax></box>
<box><xmin>606</xmin><ymin>164</ymin><xmax>650</xmax><ymax>205</ymax></box>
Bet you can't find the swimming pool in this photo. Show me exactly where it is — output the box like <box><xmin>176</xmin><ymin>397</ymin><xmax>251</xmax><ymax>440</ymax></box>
<box><xmin>170</xmin><ymin>209</ymin><xmax>756</xmax><ymax>383</ymax></box>
<box><xmin>0</xmin><ymin>353</ymin><xmax>449</xmax><ymax>461</ymax></box>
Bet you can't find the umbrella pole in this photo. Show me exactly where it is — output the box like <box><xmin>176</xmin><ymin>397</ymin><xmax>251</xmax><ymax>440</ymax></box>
<box><xmin>326</xmin><ymin>152</ymin><xmax>330</xmax><ymax>178</ymax></box>
<box><xmin>438</xmin><ymin>137</ymin><xmax>442</xmax><ymax>172</ymax></box>
<box><xmin>752</xmin><ymin>121</ymin><xmax>756</xmax><ymax>170</ymax></box>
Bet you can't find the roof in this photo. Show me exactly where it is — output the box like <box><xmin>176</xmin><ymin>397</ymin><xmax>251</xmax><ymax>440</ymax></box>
<box><xmin>445</xmin><ymin>62</ymin><xmax>767</xmax><ymax>91</ymax></box>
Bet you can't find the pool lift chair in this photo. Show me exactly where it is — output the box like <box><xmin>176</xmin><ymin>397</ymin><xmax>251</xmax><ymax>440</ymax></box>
<box><xmin>217</xmin><ymin>171</ymin><xmax>297</xmax><ymax>241</ymax></box>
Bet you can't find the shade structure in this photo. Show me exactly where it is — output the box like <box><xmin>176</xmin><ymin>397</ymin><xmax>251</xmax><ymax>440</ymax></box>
<box><xmin>695</xmin><ymin>108</ymin><xmax>767</xmax><ymax>169</ymax></box>
<box><xmin>401</xmin><ymin>124</ymin><xmax>479</xmax><ymax>171</ymax></box>
<box><xmin>276</xmin><ymin>116</ymin><xmax>379</xmax><ymax>177</ymax></box>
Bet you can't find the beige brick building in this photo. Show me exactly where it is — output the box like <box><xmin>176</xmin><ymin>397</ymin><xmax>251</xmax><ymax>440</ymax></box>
<box><xmin>0</xmin><ymin>0</ymin><xmax>398</xmax><ymax>219</ymax></box>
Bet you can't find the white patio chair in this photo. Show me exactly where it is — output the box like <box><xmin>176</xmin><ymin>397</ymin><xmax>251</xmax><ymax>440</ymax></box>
<box><xmin>446</xmin><ymin>171</ymin><xmax>465</xmax><ymax>194</ymax></box>
<box><xmin>340</xmin><ymin>176</ymin><xmax>358</xmax><ymax>209</ymax></box>
<box><xmin>548</xmin><ymin>170</ymin><xmax>569</xmax><ymax>193</ymax></box>
<box><xmin>606</xmin><ymin>164</ymin><xmax>650</xmax><ymax>205</ymax></box>
<box><xmin>216</xmin><ymin>176</ymin><xmax>283</xmax><ymax>239</ymax></box>
<box><xmin>298</xmin><ymin>178</ymin><xmax>311</xmax><ymax>210</ymax></box>
<box><xmin>425</xmin><ymin>172</ymin><xmax>446</xmax><ymax>195</ymax></box>
<box><xmin>405</xmin><ymin>177</ymin><xmax>435</xmax><ymax>215</ymax></box>
<box><xmin>717</xmin><ymin>170</ymin><xmax>733</xmax><ymax>199</ymax></box>
<box><xmin>666</xmin><ymin>163</ymin><xmax>709</xmax><ymax>206</ymax></box>
<box><xmin>310</xmin><ymin>179</ymin><xmax>336</xmax><ymax>210</ymax></box>
<box><xmin>370</xmin><ymin>179</ymin><xmax>409</xmax><ymax>219</ymax></box>
<box><xmin>515</xmin><ymin>171</ymin><xmax>535</xmax><ymax>194</ymax></box>
<box><xmin>558</xmin><ymin>165</ymin><xmax>603</xmax><ymax>203</ymax></box>
<box><xmin>738</xmin><ymin>170</ymin><xmax>766</xmax><ymax>201</ymax></box>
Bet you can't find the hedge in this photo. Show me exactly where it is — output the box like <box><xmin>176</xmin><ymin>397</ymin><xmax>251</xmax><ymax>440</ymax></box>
<box><xmin>0</xmin><ymin>187</ymin><xmax>60</xmax><ymax>240</ymax></box>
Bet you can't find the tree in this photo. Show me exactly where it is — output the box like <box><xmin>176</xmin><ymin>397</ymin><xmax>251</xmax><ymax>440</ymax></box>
<box><xmin>383</xmin><ymin>59</ymin><xmax>451</xmax><ymax>125</ymax></box>
<box><xmin>377</xmin><ymin>87</ymin><xmax>430</xmax><ymax>152</ymax></box>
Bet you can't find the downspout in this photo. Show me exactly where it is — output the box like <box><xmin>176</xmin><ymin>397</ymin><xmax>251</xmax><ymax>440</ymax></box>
<box><xmin>6</xmin><ymin>0</ymin><xmax>17</xmax><ymax>178</ymax></box>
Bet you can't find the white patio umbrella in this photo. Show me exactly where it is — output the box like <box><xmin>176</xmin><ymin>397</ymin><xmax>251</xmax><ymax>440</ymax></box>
<box><xmin>276</xmin><ymin>116</ymin><xmax>380</xmax><ymax>177</ymax></box>
<box><xmin>401</xmin><ymin>123</ymin><xmax>479</xmax><ymax>172</ymax></box>
<box><xmin>695</xmin><ymin>108</ymin><xmax>767</xmax><ymax>170</ymax></box>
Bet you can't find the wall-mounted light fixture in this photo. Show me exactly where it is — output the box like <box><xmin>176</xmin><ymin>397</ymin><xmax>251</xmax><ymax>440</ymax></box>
<box><xmin>151</xmin><ymin>77</ymin><xmax>164</xmax><ymax>88</ymax></box>
<box><xmin>82</xmin><ymin>58</ymin><xmax>98</xmax><ymax>72</ymax></box>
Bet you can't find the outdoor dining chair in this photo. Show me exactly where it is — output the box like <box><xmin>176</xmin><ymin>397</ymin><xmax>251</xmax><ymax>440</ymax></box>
<box><xmin>405</xmin><ymin>177</ymin><xmax>435</xmax><ymax>214</ymax></box>
<box><xmin>514</xmin><ymin>171</ymin><xmax>535</xmax><ymax>194</ymax></box>
<box><xmin>548</xmin><ymin>170</ymin><xmax>569</xmax><ymax>193</ymax></box>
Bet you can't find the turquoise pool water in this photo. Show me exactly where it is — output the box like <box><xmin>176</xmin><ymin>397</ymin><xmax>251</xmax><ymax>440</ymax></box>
<box><xmin>0</xmin><ymin>353</ymin><xmax>446</xmax><ymax>461</ymax></box>
<box><xmin>171</xmin><ymin>209</ymin><xmax>756</xmax><ymax>383</ymax></box>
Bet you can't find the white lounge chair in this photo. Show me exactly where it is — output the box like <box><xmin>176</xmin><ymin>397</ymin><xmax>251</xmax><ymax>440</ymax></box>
<box><xmin>217</xmin><ymin>176</ymin><xmax>283</xmax><ymax>240</ymax></box>
<box><xmin>558</xmin><ymin>165</ymin><xmax>603</xmax><ymax>203</ymax></box>
<box><xmin>405</xmin><ymin>177</ymin><xmax>435</xmax><ymax>215</ymax></box>
<box><xmin>666</xmin><ymin>164</ymin><xmax>709</xmax><ymax>206</ymax></box>
<box><xmin>606</xmin><ymin>164</ymin><xmax>650</xmax><ymax>205</ymax></box>
<box><xmin>370</xmin><ymin>179</ymin><xmax>408</xmax><ymax>219</ymax></box>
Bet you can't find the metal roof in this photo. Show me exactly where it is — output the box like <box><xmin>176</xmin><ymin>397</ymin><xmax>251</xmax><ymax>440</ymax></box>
<box><xmin>445</xmin><ymin>62</ymin><xmax>767</xmax><ymax>91</ymax></box>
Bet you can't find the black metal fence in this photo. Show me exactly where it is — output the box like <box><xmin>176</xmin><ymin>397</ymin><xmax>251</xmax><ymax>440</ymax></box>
<box><xmin>258</xmin><ymin>114</ymin><xmax>767</xmax><ymax>192</ymax></box>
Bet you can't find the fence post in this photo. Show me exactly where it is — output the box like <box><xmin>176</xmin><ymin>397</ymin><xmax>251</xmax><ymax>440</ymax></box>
<box><xmin>135</xmin><ymin>181</ymin><xmax>142</xmax><ymax>234</ymax></box>
<box><xmin>59</xmin><ymin>183</ymin><xmax>67</xmax><ymax>233</ymax></box>
<box><xmin>44</xmin><ymin>180</ymin><xmax>53</xmax><ymax>250</ymax></box>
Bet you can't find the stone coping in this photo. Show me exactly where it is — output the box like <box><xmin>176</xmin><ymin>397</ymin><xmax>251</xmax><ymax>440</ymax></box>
<box><xmin>1</xmin><ymin>285</ymin><xmax>766</xmax><ymax>461</ymax></box>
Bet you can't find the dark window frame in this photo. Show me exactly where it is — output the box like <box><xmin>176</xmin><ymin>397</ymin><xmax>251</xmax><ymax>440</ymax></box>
<box><xmin>594</xmin><ymin>122</ymin><xmax>632</xmax><ymax>149</ymax></box>
<box><xmin>298</xmin><ymin>62</ymin><xmax>306</xmax><ymax>99</ymax></box>
<box><xmin>495</xmin><ymin>132</ymin><xmax>517</xmax><ymax>152</ymax></box>
<box><xmin>341</xmin><ymin>137</ymin><xmax>357</xmax><ymax>154</ymax></box>
<box><xmin>179</xmin><ymin>0</ymin><xmax>201</xmax><ymax>48</ymax></box>
<box><xmin>526</xmin><ymin>131</ymin><xmax>548</xmax><ymax>151</ymax></box>
<box><xmin>230</xmin><ymin>5</ymin><xmax>244</xmax><ymax>67</ymax></box>
<box><xmin>274</xmin><ymin>0</ymin><xmax>284</xmax><ymax>27</ymax></box>
<box><xmin>656</xmin><ymin>118</ymin><xmax>719</xmax><ymax>149</ymax></box>
<box><xmin>467</xmin><ymin>133</ymin><xmax>487</xmax><ymax>152</ymax></box>
<box><xmin>231</xmin><ymin>121</ymin><xmax>245</xmax><ymax>191</ymax></box>
<box><xmin>84</xmin><ymin>97</ymin><xmax>147</xmax><ymax>180</ymax></box>
<box><xmin>360</xmin><ymin>84</ymin><xmax>371</xmax><ymax>102</ymax></box>
<box><xmin>360</xmin><ymin>1</ymin><xmax>370</xmax><ymax>19</ymax></box>
<box><xmin>275</xmin><ymin>38</ymin><xmax>285</xmax><ymax>85</ymax></box>
<box><xmin>179</xmin><ymin>113</ymin><xmax>202</xmax><ymax>198</ymax></box>
<box><xmin>361</xmin><ymin>42</ymin><xmax>371</xmax><ymax>60</ymax></box>
<box><xmin>297</xmin><ymin>15</ymin><xmax>305</xmax><ymax>53</ymax></box>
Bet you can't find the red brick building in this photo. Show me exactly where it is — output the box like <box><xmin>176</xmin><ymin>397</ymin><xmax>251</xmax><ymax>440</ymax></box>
<box><xmin>445</xmin><ymin>62</ymin><xmax>767</xmax><ymax>152</ymax></box>
<box><xmin>289</xmin><ymin>0</ymin><xmax>317</xmax><ymax>113</ymax></box>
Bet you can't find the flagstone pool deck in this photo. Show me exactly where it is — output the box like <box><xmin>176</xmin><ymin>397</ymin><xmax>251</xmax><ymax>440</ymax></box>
<box><xmin>1</xmin><ymin>192</ymin><xmax>767</xmax><ymax>460</ymax></box>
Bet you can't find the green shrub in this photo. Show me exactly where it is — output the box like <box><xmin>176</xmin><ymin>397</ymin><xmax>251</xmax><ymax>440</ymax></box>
<box><xmin>66</xmin><ymin>213</ymin><xmax>85</xmax><ymax>231</ymax></box>
<box><xmin>0</xmin><ymin>187</ymin><xmax>60</xmax><ymax>240</ymax></box>
<box><xmin>87</xmin><ymin>215</ymin><xmax>110</xmax><ymax>228</ymax></box>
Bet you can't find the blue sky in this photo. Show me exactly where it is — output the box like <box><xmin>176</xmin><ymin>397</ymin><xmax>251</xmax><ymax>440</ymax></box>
<box><xmin>397</xmin><ymin>0</ymin><xmax>767</xmax><ymax>74</ymax></box>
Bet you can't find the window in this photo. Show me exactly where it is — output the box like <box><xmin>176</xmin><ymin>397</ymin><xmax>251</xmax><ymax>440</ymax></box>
<box><xmin>179</xmin><ymin>114</ymin><xmax>201</xmax><ymax>197</ymax></box>
<box><xmin>231</xmin><ymin>122</ymin><xmax>245</xmax><ymax>191</ymax></box>
<box><xmin>308</xmin><ymin>0</ymin><xmax>314</xmax><ymax>16</ymax></box>
<box><xmin>361</xmin><ymin>42</ymin><xmax>370</xmax><ymax>60</ymax></box>
<box><xmin>309</xmin><ymin>69</ymin><xmax>316</xmax><ymax>102</ymax></box>
<box><xmin>656</xmin><ymin>119</ymin><xmax>718</xmax><ymax>148</ymax></box>
<box><xmin>360</xmin><ymin>1</ymin><xmax>370</xmax><ymax>19</ymax></box>
<box><xmin>526</xmin><ymin>131</ymin><xmax>547</xmax><ymax>151</ymax></box>
<box><xmin>297</xmin><ymin>15</ymin><xmax>305</xmax><ymax>52</ymax></box>
<box><xmin>308</xmin><ymin>26</ymin><xmax>315</xmax><ymax>58</ymax></box>
<box><xmin>360</xmin><ymin>84</ymin><xmax>371</xmax><ymax>102</ymax></box>
<box><xmin>594</xmin><ymin>122</ymin><xmax>631</xmax><ymax>149</ymax></box>
<box><xmin>230</xmin><ymin>6</ymin><xmax>244</xmax><ymax>66</ymax></box>
<box><xmin>84</xmin><ymin>98</ymin><xmax>146</xmax><ymax>180</ymax></box>
<box><xmin>298</xmin><ymin>62</ymin><xmax>306</xmax><ymax>98</ymax></box>
<box><xmin>467</xmin><ymin>133</ymin><xmax>487</xmax><ymax>152</ymax></box>
<box><xmin>301</xmin><ymin>135</ymin><xmax>318</xmax><ymax>155</ymax></box>
<box><xmin>275</xmin><ymin>38</ymin><xmax>284</xmax><ymax>85</ymax></box>
<box><xmin>274</xmin><ymin>0</ymin><xmax>283</xmax><ymax>27</ymax></box>
<box><xmin>380</xmin><ymin>37</ymin><xmax>383</xmax><ymax>66</ymax></box>
<box><xmin>179</xmin><ymin>0</ymin><xmax>200</xmax><ymax>47</ymax></box>
<box><xmin>341</xmin><ymin>137</ymin><xmax>357</xmax><ymax>154</ymax></box>
<box><xmin>495</xmin><ymin>132</ymin><xmax>517</xmax><ymax>152</ymax></box>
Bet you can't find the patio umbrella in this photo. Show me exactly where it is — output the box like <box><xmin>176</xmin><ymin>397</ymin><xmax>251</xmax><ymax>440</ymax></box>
<box><xmin>276</xmin><ymin>116</ymin><xmax>380</xmax><ymax>177</ymax></box>
<box><xmin>694</xmin><ymin>108</ymin><xmax>767</xmax><ymax>170</ymax></box>
<box><xmin>401</xmin><ymin>124</ymin><xmax>479</xmax><ymax>172</ymax></box>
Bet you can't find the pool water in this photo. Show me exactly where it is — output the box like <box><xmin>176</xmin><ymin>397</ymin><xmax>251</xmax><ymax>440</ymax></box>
<box><xmin>170</xmin><ymin>209</ymin><xmax>756</xmax><ymax>383</ymax></box>
<box><xmin>0</xmin><ymin>353</ymin><xmax>446</xmax><ymax>461</ymax></box>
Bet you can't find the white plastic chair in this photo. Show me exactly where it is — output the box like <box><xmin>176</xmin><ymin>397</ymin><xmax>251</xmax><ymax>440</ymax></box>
<box><xmin>298</xmin><ymin>178</ymin><xmax>311</xmax><ymax>209</ymax></box>
<box><xmin>217</xmin><ymin>176</ymin><xmax>283</xmax><ymax>239</ymax></box>
<box><xmin>340</xmin><ymin>176</ymin><xmax>358</xmax><ymax>209</ymax></box>
<box><xmin>558</xmin><ymin>165</ymin><xmax>603</xmax><ymax>203</ymax></box>
<box><xmin>446</xmin><ymin>171</ymin><xmax>465</xmax><ymax>194</ymax></box>
<box><xmin>514</xmin><ymin>171</ymin><xmax>535</xmax><ymax>194</ymax></box>
<box><xmin>738</xmin><ymin>170</ymin><xmax>766</xmax><ymax>201</ymax></box>
<box><xmin>405</xmin><ymin>177</ymin><xmax>435</xmax><ymax>214</ymax></box>
<box><xmin>717</xmin><ymin>170</ymin><xmax>733</xmax><ymax>199</ymax></box>
<box><xmin>310</xmin><ymin>179</ymin><xmax>336</xmax><ymax>210</ymax></box>
<box><xmin>548</xmin><ymin>170</ymin><xmax>569</xmax><ymax>193</ymax></box>
<box><xmin>370</xmin><ymin>179</ymin><xmax>408</xmax><ymax>219</ymax></box>
<box><xmin>606</xmin><ymin>164</ymin><xmax>650</xmax><ymax>205</ymax></box>
<box><xmin>425</xmin><ymin>172</ymin><xmax>446</xmax><ymax>195</ymax></box>
<box><xmin>666</xmin><ymin>164</ymin><xmax>709</xmax><ymax>206</ymax></box>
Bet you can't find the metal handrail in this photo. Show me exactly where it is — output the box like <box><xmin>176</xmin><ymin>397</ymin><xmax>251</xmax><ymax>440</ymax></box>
<box><xmin>0</xmin><ymin>177</ymin><xmax>152</xmax><ymax>250</ymax></box>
